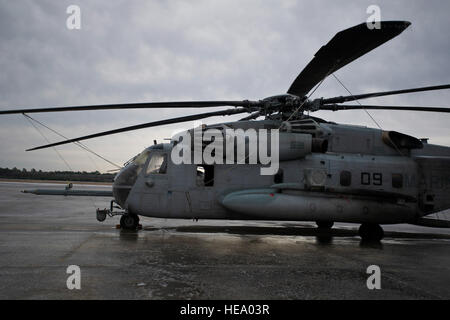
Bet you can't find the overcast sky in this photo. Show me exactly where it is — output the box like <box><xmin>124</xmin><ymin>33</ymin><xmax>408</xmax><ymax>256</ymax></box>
<box><xmin>0</xmin><ymin>0</ymin><xmax>449</xmax><ymax>172</ymax></box>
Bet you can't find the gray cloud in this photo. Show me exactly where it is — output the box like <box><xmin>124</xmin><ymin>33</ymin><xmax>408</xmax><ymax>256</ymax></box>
<box><xmin>0</xmin><ymin>0</ymin><xmax>449</xmax><ymax>171</ymax></box>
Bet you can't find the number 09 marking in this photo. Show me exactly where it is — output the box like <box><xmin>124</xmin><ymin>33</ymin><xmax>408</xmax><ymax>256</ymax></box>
<box><xmin>361</xmin><ymin>172</ymin><xmax>382</xmax><ymax>186</ymax></box>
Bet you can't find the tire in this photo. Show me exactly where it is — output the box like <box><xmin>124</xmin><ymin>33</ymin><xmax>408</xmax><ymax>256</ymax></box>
<box><xmin>120</xmin><ymin>214</ymin><xmax>139</xmax><ymax>230</ymax></box>
<box><xmin>359</xmin><ymin>223</ymin><xmax>384</xmax><ymax>241</ymax></box>
<box><xmin>316</xmin><ymin>221</ymin><xmax>334</xmax><ymax>229</ymax></box>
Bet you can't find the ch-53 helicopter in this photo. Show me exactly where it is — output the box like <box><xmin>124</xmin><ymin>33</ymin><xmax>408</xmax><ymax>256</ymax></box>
<box><xmin>2</xmin><ymin>21</ymin><xmax>449</xmax><ymax>241</ymax></box>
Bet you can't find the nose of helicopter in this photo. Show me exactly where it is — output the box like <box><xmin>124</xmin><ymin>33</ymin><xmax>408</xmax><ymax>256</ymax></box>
<box><xmin>112</xmin><ymin>181</ymin><xmax>131</xmax><ymax>208</ymax></box>
<box><xmin>112</xmin><ymin>164</ymin><xmax>139</xmax><ymax>208</ymax></box>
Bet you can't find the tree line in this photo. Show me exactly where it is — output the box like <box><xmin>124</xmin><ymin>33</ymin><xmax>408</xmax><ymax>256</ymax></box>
<box><xmin>0</xmin><ymin>167</ymin><xmax>115</xmax><ymax>182</ymax></box>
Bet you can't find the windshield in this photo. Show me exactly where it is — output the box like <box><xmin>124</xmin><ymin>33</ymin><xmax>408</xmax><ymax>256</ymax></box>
<box><xmin>133</xmin><ymin>150</ymin><xmax>151</xmax><ymax>167</ymax></box>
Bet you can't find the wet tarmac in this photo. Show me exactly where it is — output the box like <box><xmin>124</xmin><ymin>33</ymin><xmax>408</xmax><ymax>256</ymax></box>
<box><xmin>0</xmin><ymin>181</ymin><xmax>449</xmax><ymax>299</ymax></box>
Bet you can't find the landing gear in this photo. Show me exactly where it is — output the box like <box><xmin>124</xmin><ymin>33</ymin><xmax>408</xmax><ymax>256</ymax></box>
<box><xmin>359</xmin><ymin>223</ymin><xmax>384</xmax><ymax>241</ymax></box>
<box><xmin>120</xmin><ymin>214</ymin><xmax>140</xmax><ymax>230</ymax></box>
<box><xmin>316</xmin><ymin>221</ymin><xmax>334</xmax><ymax>229</ymax></box>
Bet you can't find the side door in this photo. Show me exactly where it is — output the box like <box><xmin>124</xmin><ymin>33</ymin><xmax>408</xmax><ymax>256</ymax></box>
<box><xmin>186</xmin><ymin>164</ymin><xmax>216</xmax><ymax>217</ymax></box>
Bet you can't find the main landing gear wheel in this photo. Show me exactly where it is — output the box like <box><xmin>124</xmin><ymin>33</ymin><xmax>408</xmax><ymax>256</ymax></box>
<box><xmin>359</xmin><ymin>223</ymin><xmax>384</xmax><ymax>241</ymax></box>
<box><xmin>120</xmin><ymin>214</ymin><xmax>140</xmax><ymax>230</ymax></box>
<box><xmin>316</xmin><ymin>221</ymin><xmax>334</xmax><ymax>229</ymax></box>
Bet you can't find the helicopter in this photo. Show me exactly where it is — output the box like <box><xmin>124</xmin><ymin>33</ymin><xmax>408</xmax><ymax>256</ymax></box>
<box><xmin>1</xmin><ymin>20</ymin><xmax>449</xmax><ymax>241</ymax></box>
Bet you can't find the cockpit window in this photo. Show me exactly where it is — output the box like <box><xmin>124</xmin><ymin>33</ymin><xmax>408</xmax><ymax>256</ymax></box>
<box><xmin>146</xmin><ymin>153</ymin><xmax>167</xmax><ymax>175</ymax></box>
<box><xmin>134</xmin><ymin>150</ymin><xmax>150</xmax><ymax>167</ymax></box>
<box><xmin>114</xmin><ymin>150</ymin><xmax>149</xmax><ymax>184</ymax></box>
<box><xmin>131</xmin><ymin>150</ymin><xmax>150</xmax><ymax>177</ymax></box>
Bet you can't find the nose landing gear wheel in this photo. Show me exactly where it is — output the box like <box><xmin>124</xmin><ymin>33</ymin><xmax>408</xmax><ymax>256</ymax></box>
<box><xmin>120</xmin><ymin>214</ymin><xmax>140</xmax><ymax>230</ymax></box>
<box><xmin>359</xmin><ymin>223</ymin><xmax>384</xmax><ymax>241</ymax></box>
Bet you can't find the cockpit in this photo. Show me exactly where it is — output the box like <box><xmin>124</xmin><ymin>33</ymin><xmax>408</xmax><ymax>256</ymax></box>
<box><xmin>112</xmin><ymin>145</ymin><xmax>168</xmax><ymax>207</ymax></box>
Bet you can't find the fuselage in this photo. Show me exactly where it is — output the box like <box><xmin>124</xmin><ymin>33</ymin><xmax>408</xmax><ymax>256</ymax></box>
<box><xmin>112</xmin><ymin>119</ymin><xmax>450</xmax><ymax>224</ymax></box>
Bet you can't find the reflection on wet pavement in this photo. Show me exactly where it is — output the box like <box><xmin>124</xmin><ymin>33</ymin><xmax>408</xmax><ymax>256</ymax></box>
<box><xmin>0</xmin><ymin>181</ymin><xmax>449</xmax><ymax>299</ymax></box>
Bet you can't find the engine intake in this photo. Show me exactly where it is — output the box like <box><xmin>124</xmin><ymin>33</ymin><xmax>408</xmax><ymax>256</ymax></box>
<box><xmin>382</xmin><ymin>131</ymin><xmax>423</xmax><ymax>150</ymax></box>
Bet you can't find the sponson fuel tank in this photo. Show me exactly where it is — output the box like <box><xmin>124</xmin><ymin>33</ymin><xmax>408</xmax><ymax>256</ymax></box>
<box><xmin>220</xmin><ymin>188</ymin><xmax>417</xmax><ymax>224</ymax></box>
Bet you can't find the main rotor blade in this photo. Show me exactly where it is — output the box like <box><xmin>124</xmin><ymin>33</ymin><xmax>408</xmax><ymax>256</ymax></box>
<box><xmin>239</xmin><ymin>111</ymin><xmax>261</xmax><ymax>121</ymax></box>
<box><xmin>0</xmin><ymin>100</ymin><xmax>254</xmax><ymax>115</ymax></box>
<box><xmin>26</xmin><ymin>108</ymin><xmax>249</xmax><ymax>151</ymax></box>
<box><xmin>287</xmin><ymin>21</ymin><xmax>411</xmax><ymax>97</ymax></box>
<box><xmin>320</xmin><ymin>104</ymin><xmax>450</xmax><ymax>113</ymax></box>
<box><xmin>322</xmin><ymin>84</ymin><xmax>450</xmax><ymax>104</ymax></box>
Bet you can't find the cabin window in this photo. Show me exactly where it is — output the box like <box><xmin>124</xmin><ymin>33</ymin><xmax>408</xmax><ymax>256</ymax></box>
<box><xmin>145</xmin><ymin>153</ymin><xmax>167</xmax><ymax>175</ymax></box>
<box><xmin>274</xmin><ymin>169</ymin><xmax>284</xmax><ymax>184</ymax></box>
<box><xmin>340</xmin><ymin>170</ymin><xmax>352</xmax><ymax>186</ymax></box>
<box><xmin>392</xmin><ymin>173</ymin><xmax>403</xmax><ymax>188</ymax></box>
<box><xmin>196</xmin><ymin>165</ymin><xmax>214</xmax><ymax>187</ymax></box>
